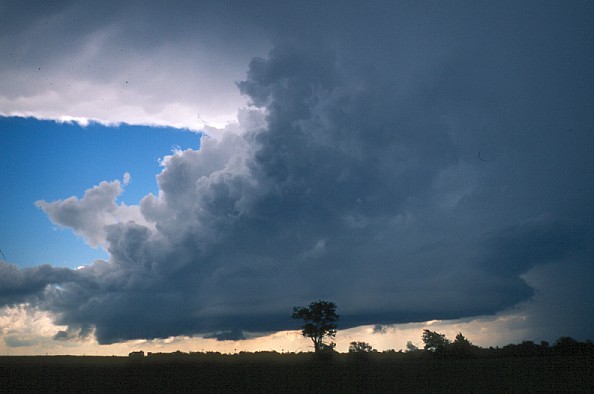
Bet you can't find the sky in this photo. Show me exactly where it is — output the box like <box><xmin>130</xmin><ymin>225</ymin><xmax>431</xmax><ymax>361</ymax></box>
<box><xmin>0</xmin><ymin>0</ymin><xmax>593</xmax><ymax>355</ymax></box>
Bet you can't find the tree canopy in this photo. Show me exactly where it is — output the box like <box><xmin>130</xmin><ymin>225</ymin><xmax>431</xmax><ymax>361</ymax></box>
<box><xmin>422</xmin><ymin>329</ymin><xmax>450</xmax><ymax>352</ymax></box>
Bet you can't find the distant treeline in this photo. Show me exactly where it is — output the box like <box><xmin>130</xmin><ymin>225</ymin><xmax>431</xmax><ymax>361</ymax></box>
<box><xmin>405</xmin><ymin>335</ymin><xmax>594</xmax><ymax>358</ymax></box>
<box><xmin>129</xmin><ymin>334</ymin><xmax>594</xmax><ymax>359</ymax></box>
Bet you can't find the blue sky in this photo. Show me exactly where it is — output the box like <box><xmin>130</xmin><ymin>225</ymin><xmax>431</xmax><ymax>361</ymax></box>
<box><xmin>0</xmin><ymin>117</ymin><xmax>200</xmax><ymax>268</ymax></box>
<box><xmin>0</xmin><ymin>0</ymin><xmax>592</xmax><ymax>355</ymax></box>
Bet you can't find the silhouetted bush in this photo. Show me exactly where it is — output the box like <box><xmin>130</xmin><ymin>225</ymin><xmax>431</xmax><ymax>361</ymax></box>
<box><xmin>348</xmin><ymin>341</ymin><xmax>376</xmax><ymax>353</ymax></box>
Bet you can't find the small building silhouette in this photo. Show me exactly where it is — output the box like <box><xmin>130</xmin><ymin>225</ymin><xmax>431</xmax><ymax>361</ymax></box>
<box><xmin>128</xmin><ymin>350</ymin><xmax>145</xmax><ymax>358</ymax></box>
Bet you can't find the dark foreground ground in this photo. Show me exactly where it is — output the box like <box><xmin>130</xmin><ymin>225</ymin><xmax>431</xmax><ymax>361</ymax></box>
<box><xmin>0</xmin><ymin>352</ymin><xmax>592</xmax><ymax>393</ymax></box>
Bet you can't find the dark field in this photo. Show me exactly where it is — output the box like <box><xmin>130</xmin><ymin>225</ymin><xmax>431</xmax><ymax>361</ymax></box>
<box><xmin>0</xmin><ymin>352</ymin><xmax>592</xmax><ymax>393</ymax></box>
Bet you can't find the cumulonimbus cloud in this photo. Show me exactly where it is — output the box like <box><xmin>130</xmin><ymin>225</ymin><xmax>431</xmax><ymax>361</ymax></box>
<box><xmin>2</xmin><ymin>1</ymin><xmax>593</xmax><ymax>344</ymax></box>
<box><xmin>4</xmin><ymin>38</ymin><xmax>591</xmax><ymax>344</ymax></box>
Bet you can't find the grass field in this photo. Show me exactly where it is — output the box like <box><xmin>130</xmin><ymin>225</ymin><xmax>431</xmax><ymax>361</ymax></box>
<box><xmin>0</xmin><ymin>352</ymin><xmax>592</xmax><ymax>393</ymax></box>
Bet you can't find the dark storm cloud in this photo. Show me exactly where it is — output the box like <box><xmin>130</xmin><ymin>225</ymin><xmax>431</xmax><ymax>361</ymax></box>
<box><xmin>0</xmin><ymin>262</ymin><xmax>75</xmax><ymax>305</ymax></box>
<box><xmin>2</xmin><ymin>1</ymin><xmax>593</xmax><ymax>343</ymax></box>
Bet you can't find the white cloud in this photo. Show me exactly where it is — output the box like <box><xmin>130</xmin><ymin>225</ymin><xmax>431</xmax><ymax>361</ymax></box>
<box><xmin>36</xmin><ymin>177</ymin><xmax>152</xmax><ymax>249</ymax></box>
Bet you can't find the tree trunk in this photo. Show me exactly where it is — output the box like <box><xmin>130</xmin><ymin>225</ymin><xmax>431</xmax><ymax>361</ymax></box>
<box><xmin>313</xmin><ymin>338</ymin><xmax>321</xmax><ymax>353</ymax></box>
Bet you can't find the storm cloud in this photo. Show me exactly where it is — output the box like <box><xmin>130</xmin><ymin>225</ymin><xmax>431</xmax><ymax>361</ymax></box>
<box><xmin>1</xmin><ymin>1</ymin><xmax>593</xmax><ymax>343</ymax></box>
<box><xmin>0</xmin><ymin>262</ymin><xmax>75</xmax><ymax>306</ymax></box>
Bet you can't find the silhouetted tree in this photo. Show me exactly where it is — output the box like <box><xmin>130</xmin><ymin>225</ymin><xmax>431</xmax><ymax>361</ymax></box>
<box><xmin>292</xmin><ymin>300</ymin><xmax>339</xmax><ymax>353</ymax></box>
<box><xmin>553</xmin><ymin>336</ymin><xmax>581</xmax><ymax>355</ymax></box>
<box><xmin>405</xmin><ymin>341</ymin><xmax>419</xmax><ymax>353</ymax></box>
<box><xmin>451</xmin><ymin>332</ymin><xmax>476</xmax><ymax>357</ymax></box>
<box><xmin>349</xmin><ymin>341</ymin><xmax>375</xmax><ymax>353</ymax></box>
<box><xmin>422</xmin><ymin>329</ymin><xmax>450</xmax><ymax>352</ymax></box>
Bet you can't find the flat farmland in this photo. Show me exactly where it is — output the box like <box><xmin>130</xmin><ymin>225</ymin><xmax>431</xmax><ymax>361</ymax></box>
<box><xmin>0</xmin><ymin>353</ymin><xmax>592</xmax><ymax>393</ymax></box>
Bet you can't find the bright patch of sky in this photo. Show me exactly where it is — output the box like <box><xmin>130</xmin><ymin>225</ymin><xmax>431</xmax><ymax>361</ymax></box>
<box><xmin>0</xmin><ymin>116</ymin><xmax>200</xmax><ymax>268</ymax></box>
